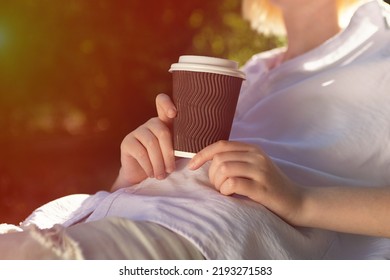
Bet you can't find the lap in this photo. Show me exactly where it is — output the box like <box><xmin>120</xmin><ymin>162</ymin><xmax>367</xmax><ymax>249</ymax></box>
<box><xmin>66</xmin><ymin>217</ymin><xmax>205</xmax><ymax>260</ymax></box>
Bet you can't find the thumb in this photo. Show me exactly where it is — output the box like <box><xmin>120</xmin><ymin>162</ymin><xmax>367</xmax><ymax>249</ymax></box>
<box><xmin>156</xmin><ymin>93</ymin><xmax>177</xmax><ymax>124</ymax></box>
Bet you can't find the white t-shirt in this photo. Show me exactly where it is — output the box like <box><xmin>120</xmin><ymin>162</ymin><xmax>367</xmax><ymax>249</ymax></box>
<box><xmin>21</xmin><ymin>0</ymin><xmax>390</xmax><ymax>259</ymax></box>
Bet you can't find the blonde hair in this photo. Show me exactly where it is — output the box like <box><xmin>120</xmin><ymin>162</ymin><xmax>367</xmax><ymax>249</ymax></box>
<box><xmin>242</xmin><ymin>0</ymin><xmax>362</xmax><ymax>36</ymax></box>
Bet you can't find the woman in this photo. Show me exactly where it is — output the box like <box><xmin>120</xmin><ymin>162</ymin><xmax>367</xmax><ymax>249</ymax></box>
<box><xmin>113</xmin><ymin>0</ymin><xmax>390</xmax><ymax>239</ymax></box>
<box><xmin>1</xmin><ymin>0</ymin><xmax>390</xmax><ymax>259</ymax></box>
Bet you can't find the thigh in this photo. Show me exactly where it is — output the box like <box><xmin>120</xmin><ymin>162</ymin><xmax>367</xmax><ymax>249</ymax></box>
<box><xmin>66</xmin><ymin>217</ymin><xmax>205</xmax><ymax>260</ymax></box>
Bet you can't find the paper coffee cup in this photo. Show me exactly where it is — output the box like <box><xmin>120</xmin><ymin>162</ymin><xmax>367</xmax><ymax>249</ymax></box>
<box><xmin>169</xmin><ymin>55</ymin><xmax>245</xmax><ymax>158</ymax></box>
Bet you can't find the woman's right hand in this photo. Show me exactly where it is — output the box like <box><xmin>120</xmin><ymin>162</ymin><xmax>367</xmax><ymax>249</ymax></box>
<box><xmin>110</xmin><ymin>93</ymin><xmax>177</xmax><ymax>191</ymax></box>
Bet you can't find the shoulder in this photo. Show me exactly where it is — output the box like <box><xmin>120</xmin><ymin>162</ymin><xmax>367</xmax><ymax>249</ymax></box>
<box><xmin>241</xmin><ymin>47</ymin><xmax>286</xmax><ymax>75</ymax></box>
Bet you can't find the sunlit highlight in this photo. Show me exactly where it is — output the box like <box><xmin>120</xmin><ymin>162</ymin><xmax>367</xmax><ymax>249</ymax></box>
<box><xmin>322</xmin><ymin>80</ymin><xmax>335</xmax><ymax>87</ymax></box>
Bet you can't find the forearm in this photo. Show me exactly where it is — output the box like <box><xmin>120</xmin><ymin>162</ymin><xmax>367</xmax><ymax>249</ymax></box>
<box><xmin>298</xmin><ymin>186</ymin><xmax>390</xmax><ymax>238</ymax></box>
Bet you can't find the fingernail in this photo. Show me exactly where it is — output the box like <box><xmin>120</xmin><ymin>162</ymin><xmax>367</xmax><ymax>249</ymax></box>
<box><xmin>187</xmin><ymin>159</ymin><xmax>196</xmax><ymax>170</ymax></box>
<box><xmin>168</xmin><ymin>108</ymin><xmax>176</xmax><ymax>118</ymax></box>
<box><xmin>156</xmin><ymin>173</ymin><xmax>166</xmax><ymax>180</ymax></box>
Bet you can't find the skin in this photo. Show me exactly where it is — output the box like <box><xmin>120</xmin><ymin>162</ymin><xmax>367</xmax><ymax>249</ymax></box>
<box><xmin>271</xmin><ymin>0</ymin><xmax>341</xmax><ymax>62</ymax></box>
<box><xmin>111</xmin><ymin>0</ymin><xmax>390</xmax><ymax>238</ymax></box>
<box><xmin>111</xmin><ymin>93</ymin><xmax>177</xmax><ymax>189</ymax></box>
<box><xmin>111</xmin><ymin>91</ymin><xmax>390</xmax><ymax>239</ymax></box>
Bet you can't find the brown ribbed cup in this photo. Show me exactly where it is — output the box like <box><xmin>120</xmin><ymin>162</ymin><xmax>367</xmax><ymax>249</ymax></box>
<box><xmin>172</xmin><ymin>70</ymin><xmax>244</xmax><ymax>156</ymax></box>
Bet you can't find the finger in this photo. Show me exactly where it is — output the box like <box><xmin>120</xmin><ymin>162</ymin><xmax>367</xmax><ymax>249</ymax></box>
<box><xmin>189</xmin><ymin>141</ymin><xmax>258</xmax><ymax>170</ymax></box>
<box><xmin>208</xmin><ymin>151</ymin><xmax>253</xmax><ymax>186</ymax></box>
<box><xmin>219</xmin><ymin>177</ymin><xmax>261</xmax><ymax>199</ymax></box>
<box><xmin>121</xmin><ymin>134</ymin><xmax>154</xmax><ymax>178</ymax></box>
<box><xmin>134</xmin><ymin>125</ymin><xmax>167</xmax><ymax>180</ymax></box>
<box><xmin>156</xmin><ymin>93</ymin><xmax>176</xmax><ymax>124</ymax></box>
<box><xmin>147</xmin><ymin>118</ymin><xmax>175</xmax><ymax>174</ymax></box>
<box><xmin>211</xmin><ymin>161</ymin><xmax>257</xmax><ymax>191</ymax></box>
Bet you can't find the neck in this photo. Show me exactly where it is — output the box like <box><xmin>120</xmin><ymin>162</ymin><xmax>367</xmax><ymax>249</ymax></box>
<box><xmin>281</xmin><ymin>1</ymin><xmax>341</xmax><ymax>62</ymax></box>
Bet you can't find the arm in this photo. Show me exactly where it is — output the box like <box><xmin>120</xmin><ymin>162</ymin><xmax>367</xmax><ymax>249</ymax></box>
<box><xmin>301</xmin><ymin>185</ymin><xmax>390</xmax><ymax>238</ymax></box>
<box><xmin>188</xmin><ymin>141</ymin><xmax>390</xmax><ymax>238</ymax></box>
<box><xmin>111</xmin><ymin>93</ymin><xmax>177</xmax><ymax>191</ymax></box>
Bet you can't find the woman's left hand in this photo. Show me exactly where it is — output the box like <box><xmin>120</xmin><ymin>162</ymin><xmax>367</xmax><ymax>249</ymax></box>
<box><xmin>188</xmin><ymin>140</ymin><xmax>304</xmax><ymax>225</ymax></box>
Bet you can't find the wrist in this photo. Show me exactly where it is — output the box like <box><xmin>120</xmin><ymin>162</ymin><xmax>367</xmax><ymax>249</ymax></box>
<box><xmin>286</xmin><ymin>185</ymin><xmax>312</xmax><ymax>227</ymax></box>
<box><xmin>293</xmin><ymin>186</ymin><xmax>319</xmax><ymax>228</ymax></box>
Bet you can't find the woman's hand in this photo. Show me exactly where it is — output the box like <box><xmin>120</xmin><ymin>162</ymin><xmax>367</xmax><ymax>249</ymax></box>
<box><xmin>111</xmin><ymin>93</ymin><xmax>177</xmax><ymax>191</ymax></box>
<box><xmin>188</xmin><ymin>140</ymin><xmax>304</xmax><ymax>225</ymax></box>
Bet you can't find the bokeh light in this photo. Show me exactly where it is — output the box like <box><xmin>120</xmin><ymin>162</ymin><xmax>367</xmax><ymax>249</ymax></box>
<box><xmin>0</xmin><ymin>29</ymin><xmax>5</xmax><ymax>49</ymax></box>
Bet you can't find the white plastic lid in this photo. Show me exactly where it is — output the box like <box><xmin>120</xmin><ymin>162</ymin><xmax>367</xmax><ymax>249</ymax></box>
<box><xmin>169</xmin><ymin>55</ymin><xmax>245</xmax><ymax>79</ymax></box>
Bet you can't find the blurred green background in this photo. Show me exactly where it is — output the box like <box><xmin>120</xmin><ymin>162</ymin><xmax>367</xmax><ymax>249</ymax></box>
<box><xmin>0</xmin><ymin>0</ymin><xmax>282</xmax><ymax>224</ymax></box>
